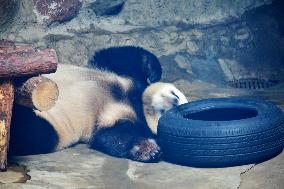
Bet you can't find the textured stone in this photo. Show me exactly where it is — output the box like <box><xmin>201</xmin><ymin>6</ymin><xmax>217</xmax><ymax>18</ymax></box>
<box><xmin>117</xmin><ymin>0</ymin><xmax>272</xmax><ymax>26</ymax></box>
<box><xmin>0</xmin><ymin>0</ymin><xmax>18</xmax><ymax>32</ymax></box>
<box><xmin>5</xmin><ymin>0</ymin><xmax>284</xmax><ymax>84</ymax></box>
<box><xmin>33</xmin><ymin>0</ymin><xmax>82</xmax><ymax>25</ymax></box>
<box><xmin>240</xmin><ymin>151</ymin><xmax>284</xmax><ymax>189</ymax></box>
<box><xmin>89</xmin><ymin>0</ymin><xmax>126</xmax><ymax>16</ymax></box>
<box><xmin>3</xmin><ymin>1</ymin><xmax>283</xmax><ymax>86</ymax></box>
<box><xmin>0</xmin><ymin>164</ymin><xmax>30</xmax><ymax>184</ymax></box>
<box><xmin>0</xmin><ymin>145</ymin><xmax>253</xmax><ymax>189</ymax></box>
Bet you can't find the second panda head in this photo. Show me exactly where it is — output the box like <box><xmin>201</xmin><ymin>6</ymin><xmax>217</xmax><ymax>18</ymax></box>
<box><xmin>142</xmin><ymin>82</ymin><xmax>188</xmax><ymax>135</ymax></box>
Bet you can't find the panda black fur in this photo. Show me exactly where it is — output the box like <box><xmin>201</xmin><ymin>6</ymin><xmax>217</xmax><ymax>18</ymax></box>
<box><xmin>90</xmin><ymin>46</ymin><xmax>162</xmax><ymax>91</ymax></box>
<box><xmin>9</xmin><ymin>46</ymin><xmax>187</xmax><ymax>162</ymax></box>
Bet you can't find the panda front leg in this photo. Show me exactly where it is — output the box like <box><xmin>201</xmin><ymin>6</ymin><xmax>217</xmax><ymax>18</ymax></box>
<box><xmin>90</xmin><ymin>120</ymin><xmax>162</xmax><ymax>162</ymax></box>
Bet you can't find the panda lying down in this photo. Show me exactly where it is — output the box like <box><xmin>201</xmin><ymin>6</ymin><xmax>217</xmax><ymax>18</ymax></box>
<box><xmin>9</xmin><ymin>46</ymin><xmax>188</xmax><ymax>163</ymax></box>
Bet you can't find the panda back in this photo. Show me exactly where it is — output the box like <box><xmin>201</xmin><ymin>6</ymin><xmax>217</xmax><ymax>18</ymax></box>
<box><xmin>37</xmin><ymin>64</ymin><xmax>137</xmax><ymax>150</ymax></box>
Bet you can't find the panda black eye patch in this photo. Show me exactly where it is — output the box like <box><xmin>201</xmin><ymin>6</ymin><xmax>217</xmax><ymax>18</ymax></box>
<box><xmin>171</xmin><ymin>90</ymin><xmax>179</xmax><ymax>99</ymax></box>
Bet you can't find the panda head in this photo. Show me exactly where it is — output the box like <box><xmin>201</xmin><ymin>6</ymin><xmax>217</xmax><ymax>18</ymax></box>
<box><xmin>142</xmin><ymin>82</ymin><xmax>188</xmax><ymax>135</ymax></box>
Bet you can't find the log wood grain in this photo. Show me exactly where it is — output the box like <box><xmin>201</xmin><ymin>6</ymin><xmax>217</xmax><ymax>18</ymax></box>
<box><xmin>0</xmin><ymin>79</ymin><xmax>14</xmax><ymax>171</ymax></box>
<box><xmin>0</xmin><ymin>48</ymin><xmax>58</xmax><ymax>78</ymax></box>
<box><xmin>15</xmin><ymin>76</ymin><xmax>59</xmax><ymax>111</ymax></box>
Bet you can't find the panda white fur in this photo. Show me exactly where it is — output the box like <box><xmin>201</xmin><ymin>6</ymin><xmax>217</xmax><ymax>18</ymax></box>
<box><xmin>9</xmin><ymin>46</ymin><xmax>188</xmax><ymax>162</ymax></box>
<box><xmin>143</xmin><ymin>82</ymin><xmax>188</xmax><ymax>135</ymax></box>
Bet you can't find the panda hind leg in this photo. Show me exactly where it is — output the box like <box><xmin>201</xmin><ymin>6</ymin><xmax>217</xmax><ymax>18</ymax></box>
<box><xmin>90</xmin><ymin>120</ymin><xmax>162</xmax><ymax>162</ymax></box>
<box><xmin>9</xmin><ymin>105</ymin><xmax>59</xmax><ymax>156</ymax></box>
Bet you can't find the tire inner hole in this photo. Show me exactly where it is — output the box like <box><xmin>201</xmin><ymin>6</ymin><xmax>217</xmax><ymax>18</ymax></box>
<box><xmin>184</xmin><ymin>107</ymin><xmax>258</xmax><ymax>121</ymax></box>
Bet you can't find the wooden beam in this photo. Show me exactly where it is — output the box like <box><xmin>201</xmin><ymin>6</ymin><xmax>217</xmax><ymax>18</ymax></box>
<box><xmin>0</xmin><ymin>41</ymin><xmax>59</xmax><ymax>171</ymax></box>
<box><xmin>0</xmin><ymin>79</ymin><xmax>14</xmax><ymax>171</ymax></box>
<box><xmin>0</xmin><ymin>48</ymin><xmax>58</xmax><ymax>78</ymax></box>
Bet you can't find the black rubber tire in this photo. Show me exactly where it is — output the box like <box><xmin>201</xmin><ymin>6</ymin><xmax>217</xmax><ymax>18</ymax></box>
<box><xmin>157</xmin><ymin>98</ymin><xmax>284</xmax><ymax>167</ymax></box>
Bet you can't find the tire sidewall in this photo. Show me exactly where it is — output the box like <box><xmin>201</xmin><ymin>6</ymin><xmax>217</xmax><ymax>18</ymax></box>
<box><xmin>158</xmin><ymin>98</ymin><xmax>284</xmax><ymax>137</ymax></box>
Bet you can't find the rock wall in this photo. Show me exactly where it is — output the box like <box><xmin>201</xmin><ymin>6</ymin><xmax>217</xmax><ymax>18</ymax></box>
<box><xmin>1</xmin><ymin>0</ymin><xmax>283</xmax><ymax>87</ymax></box>
<box><xmin>0</xmin><ymin>0</ymin><xmax>19</xmax><ymax>32</ymax></box>
<box><xmin>116</xmin><ymin>0</ymin><xmax>272</xmax><ymax>26</ymax></box>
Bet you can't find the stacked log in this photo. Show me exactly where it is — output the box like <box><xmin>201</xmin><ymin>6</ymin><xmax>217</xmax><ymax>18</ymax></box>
<box><xmin>0</xmin><ymin>40</ymin><xmax>58</xmax><ymax>171</ymax></box>
<box><xmin>0</xmin><ymin>79</ymin><xmax>14</xmax><ymax>171</ymax></box>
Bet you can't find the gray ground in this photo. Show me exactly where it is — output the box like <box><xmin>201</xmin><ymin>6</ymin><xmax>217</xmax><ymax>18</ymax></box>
<box><xmin>0</xmin><ymin>0</ymin><xmax>284</xmax><ymax>188</ymax></box>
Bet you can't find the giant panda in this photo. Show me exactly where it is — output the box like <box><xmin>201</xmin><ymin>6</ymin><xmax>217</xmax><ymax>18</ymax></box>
<box><xmin>9</xmin><ymin>46</ymin><xmax>188</xmax><ymax>162</ymax></box>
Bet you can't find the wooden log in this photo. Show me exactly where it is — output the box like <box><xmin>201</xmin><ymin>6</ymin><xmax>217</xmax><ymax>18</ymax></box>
<box><xmin>0</xmin><ymin>41</ymin><xmax>59</xmax><ymax>171</ymax></box>
<box><xmin>15</xmin><ymin>76</ymin><xmax>59</xmax><ymax>111</ymax></box>
<box><xmin>0</xmin><ymin>48</ymin><xmax>58</xmax><ymax>78</ymax></box>
<box><xmin>0</xmin><ymin>79</ymin><xmax>14</xmax><ymax>171</ymax></box>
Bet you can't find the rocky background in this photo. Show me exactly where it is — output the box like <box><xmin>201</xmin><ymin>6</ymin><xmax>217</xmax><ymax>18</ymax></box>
<box><xmin>1</xmin><ymin>0</ymin><xmax>284</xmax><ymax>100</ymax></box>
<box><xmin>1</xmin><ymin>1</ymin><xmax>284</xmax><ymax>188</ymax></box>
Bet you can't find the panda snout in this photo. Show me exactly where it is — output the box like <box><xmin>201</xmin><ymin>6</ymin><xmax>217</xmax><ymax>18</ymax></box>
<box><xmin>164</xmin><ymin>96</ymin><xmax>178</xmax><ymax>109</ymax></box>
<box><xmin>161</xmin><ymin>92</ymin><xmax>181</xmax><ymax>108</ymax></box>
<box><xmin>151</xmin><ymin>87</ymin><xmax>187</xmax><ymax>115</ymax></box>
<box><xmin>171</xmin><ymin>96</ymin><xmax>179</xmax><ymax>106</ymax></box>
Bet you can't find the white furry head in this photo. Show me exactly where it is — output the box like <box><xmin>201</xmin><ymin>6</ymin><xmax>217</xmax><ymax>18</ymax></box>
<box><xmin>142</xmin><ymin>82</ymin><xmax>188</xmax><ymax>134</ymax></box>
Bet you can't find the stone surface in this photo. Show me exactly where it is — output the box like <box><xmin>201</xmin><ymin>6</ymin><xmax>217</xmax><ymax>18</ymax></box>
<box><xmin>88</xmin><ymin>0</ymin><xmax>126</xmax><ymax>16</ymax></box>
<box><xmin>0</xmin><ymin>0</ymin><xmax>18</xmax><ymax>32</ymax></box>
<box><xmin>2</xmin><ymin>0</ymin><xmax>283</xmax><ymax>84</ymax></box>
<box><xmin>240</xmin><ymin>150</ymin><xmax>284</xmax><ymax>189</ymax></box>
<box><xmin>116</xmin><ymin>0</ymin><xmax>272</xmax><ymax>27</ymax></box>
<box><xmin>0</xmin><ymin>164</ymin><xmax>30</xmax><ymax>184</ymax></box>
<box><xmin>33</xmin><ymin>0</ymin><xmax>82</xmax><ymax>25</ymax></box>
<box><xmin>0</xmin><ymin>145</ymin><xmax>254</xmax><ymax>189</ymax></box>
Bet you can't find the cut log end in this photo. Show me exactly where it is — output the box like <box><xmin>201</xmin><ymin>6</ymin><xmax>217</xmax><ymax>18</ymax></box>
<box><xmin>15</xmin><ymin>76</ymin><xmax>59</xmax><ymax>111</ymax></box>
<box><xmin>32</xmin><ymin>78</ymin><xmax>59</xmax><ymax>111</ymax></box>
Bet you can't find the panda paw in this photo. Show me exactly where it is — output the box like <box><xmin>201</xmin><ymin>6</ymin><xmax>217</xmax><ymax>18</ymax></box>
<box><xmin>130</xmin><ymin>139</ymin><xmax>162</xmax><ymax>162</ymax></box>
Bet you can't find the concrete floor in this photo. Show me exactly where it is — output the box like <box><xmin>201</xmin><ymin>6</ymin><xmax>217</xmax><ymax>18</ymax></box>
<box><xmin>1</xmin><ymin>147</ymin><xmax>283</xmax><ymax>189</ymax></box>
<box><xmin>1</xmin><ymin>82</ymin><xmax>284</xmax><ymax>189</ymax></box>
